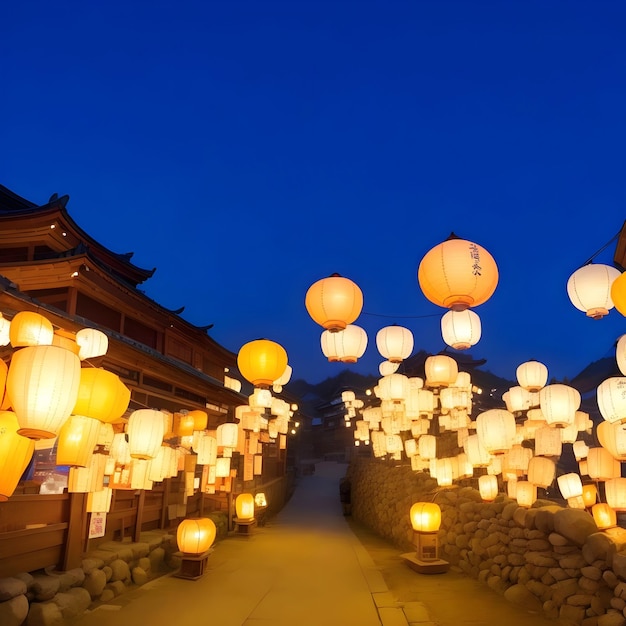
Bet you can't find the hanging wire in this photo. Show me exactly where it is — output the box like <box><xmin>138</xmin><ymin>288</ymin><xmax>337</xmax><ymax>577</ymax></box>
<box><xmin>579</xmin><ymin>228</ymin><xmax>622</xmax><ymax>267</ymax></box>
<box><xmin>361</xmin><ymin>311</ymin><xmax>441</xmax><ymax>320</ymax></box>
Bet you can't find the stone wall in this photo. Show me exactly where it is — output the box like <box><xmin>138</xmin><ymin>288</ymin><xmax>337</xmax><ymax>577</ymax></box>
<box><xmin>0</xmin><ymin>511</ymin><xmax>229</xmax><ymax>626</ymax></box>
<box><xmin>348</xmin><ymin>458</ymin><xmax>626</xmax><ymax>626</ymax></box>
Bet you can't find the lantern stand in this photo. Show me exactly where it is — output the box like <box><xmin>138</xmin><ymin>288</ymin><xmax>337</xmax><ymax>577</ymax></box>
<box><xmin>401</xmin><ymin>501</ymin><xmax>450</xmax><ymax>575</ymax></box>
<box><xmin>174</xmin><ymin>549</ymin><xmax>213</xmax><ymax>580</ymax></box>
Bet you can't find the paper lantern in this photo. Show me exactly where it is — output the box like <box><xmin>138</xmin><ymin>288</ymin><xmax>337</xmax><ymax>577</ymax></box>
<box><xmin>0</xmin><ymin>411</ymin><xmax>35</xmax><ymax>500</ymax></box>
<box><xmin>417</xmin><ymin>235</ymin><xmax>499</xmax><ymax>311</ymax></box>
<box><xmin>73</xmin><ymin>368</ymin><xmax>131</xmax><ymax>424</ymax></box>
<box><xmin>176</xmin><ymin>517</ymin><xmax>217</xmax><ymax>555</ymax></box>
<box><xmin>377</xmin><ymin>373</ymin><xmax>410</xmax><ymax>401</ymax></box>
<box><xmin>9</xmin><ymin>311</ymin><xmax>54</xmax><ymax>347</ymax></box>
<box><xmin>440</xmin><ymin>309</ymin><xmax>481</xmax><ymax>350</ymax></box>
<box><xmin>592</xmin><ymin>503</ymin><xmax>617</xmax><ymax>530</ymax></box>
<box><xmin>409</xmin><ymin>502</ymin><xmax>441</xmax><ymax>533</ymax></box>
<box><xmin>109</xmin><ymin>433</ymin><xmax>131</xmax><ymax>465</ymax></box>
<box><xmin>582</xmin><ymin>484</ymin><xmax>597</xmax><ymax>507</ymax></box>
<box><xmin>0</xmin><ymin>314</ymin><xmax>10</xmax><ymax>346</ymax></box>
<box><xmin>376</xmin><ymin>325</ymin><xmax>413</xmax><ymax>363</ymax></box>
<box><xmin>217</xmin><ymin>423</ymin><xmax>238</xmax><ymax>449</ymax></box>
<box><xmin>567</xmin><ymin>263</ymin><xmax>621</xmax><ymax>319</ymax></box>
<box><xmin>237</xmin><ymin>339</ymin><xmax>288</xmax><ymax>387</ymax></box>
<box><xmin>188</xmin><ymin>409</ymin><xmax>208</xmax><ymax>431</ymax></box>
<box><xmin>424</xmin><ymin>354</ymin><xmax>458</xmax><ymax>387</ymax></box>
<box><xmin>478</xmin><ymin>474</ymin><xmax>498</xmax><ymax>501</ymax></box>
<box><xmin>612</xmin><ymin>272</ymin><xmax>626</xmax><ymax>318</ymax></box>
<box><xmin>557</xmin><ymin>472</ymin><xmax>583</xmax><ymax>500</ymax></box>
<box><xmin>7</xmin><ymin>345</ymin><xmax>81</xmax><ymax>439</ymax></box>
<box><xmin>539</xmin><ymin>383</ymin><xmax>580</xmax><ymax>428</ymax></box>
<box><xmin>331</xmin><ymin>325</ymin><xmax>368</xmax><ymax>363</ymax></box>
<box><xmin>476</xmin><ymin>409</ymin><xmax>516</xmax><ymax>455</ymax></box>
<box><xmin>174</xmin><ymin>412</ymin><xmax>196</xmax><ymax>437</ymax></box>
<box><xmin>305</xmin><ymin>273</ymin><xmax>363</xmax><ymax>332</ymax></box>
<box><xmin>516</xmin><ymin>360</ymin><xmax>548</xmax><ymax>392</ymax></box>
<box><xmin>534</xmin><ymin>426</ymin><xmax>562</xmax><ymax>457</ymax></box>
<box><xmin>502</xmin><ymin>386</ymin><xmax>531</xmax><ymax>413</ymax></box>
<box><xmin>255</xmin><ymin>492</ymin><xmax>267</xmax><ymax>508</ymax></box>
<box><xmin>215</xmin><ymin>456</ymin><xmax>231</xmax><ymax>477</ymax></box>
<box><xmin>235</xmin><ymin>493</ymin><xmax>255</xmax><ymax>521</ymax></box>
<box><xmin>516</xmin><ymin>481</ymin><xmax>537</xmax><ymax>507</ymax></box>
<box><xmin>272</xmin><ymin>364</ymin><xmax>293</xmax><ymax>392</ymax></box>
<box><xmin>527</xmin><ymin>456</ymin><xmax>556</xmax><ymax>489</ymax></box>
<box><xmin>464</xmin><ymin>434</ymin><xmax>492</xmax><ymax>468</ymax></box>
<box><xmin>605</xmin><ymin>477</ymin><xmax>626</xmax><ymax>511</ymax></box>
<box><xmin>87</xmin><ymin>488</ymin><xmax>113</xmax><ymax>513</ymax></box>
<box><xmin>597</xmin><ymin>420</ymin><xmax>626</xmax><ymax>460</ymax></box>
<box><xmin>587</xmin><ymin>447</ymin><xmax>621</xmax><ymax>480</ymax></box>
<box><xmin>56</xmin><ymin>414</ymin><xmax>101</xmax><ymax>467</ymax></box>
<box><xmin>617</xmin><ymin>335</ymin><xmax>626</xmax><ymax>376</ymax></box>
<box><xmin>75</xmin><ymin>328</ymin><xmax>109</xmax><ymax>360</ymax></box>
<box><xmin>127</xmin><ymin>409</ymin><xmax>165</xmax><ymax>460</ymax></box>
<box><xmin>418</xmin><ymin>434</ymin><xmax>437</xmax><ymax>459</ymax></box>
<box><xmin>597</xmin><ymin>377</ymin><xmax>626</xmax><ymax>424</ymax></box>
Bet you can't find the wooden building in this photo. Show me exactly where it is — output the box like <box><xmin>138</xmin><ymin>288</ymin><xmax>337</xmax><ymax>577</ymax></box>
<box><xmin>0</xmin><ymin>184</ymin><xmax>293</xmax><ymax>577</ymax></box>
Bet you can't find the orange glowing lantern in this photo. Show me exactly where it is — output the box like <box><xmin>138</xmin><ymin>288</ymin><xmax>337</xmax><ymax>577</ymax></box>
<box><xmin>582</xmin><ymin>484</ymin><xmax>598</xmax><ymax>507</ymax></box>
<box><xmin>417</xmin><ymin>235</ymin><xmax>498</xmax><ymax>311</ymax></box>
<box><xmin>0</xmin><ymin>411</ymin><xmax>35</xmax><ymax>500</ymax></box>
<box><xmin>237</xmin><ymin>339</ymin><xmax>288</xmax><ymax>387</ymax></box>
<box><xmin>305</xmin><ymin>273</ymin><xmax>363</xmax><ymax>332</ymax></box>
<box><xmin>73</xmin><ymin>368</ymin><xmax>131</xmax><ymax>424</ymax></box>
<box><xmin>478</xmin><ymin>474</ymin><xmax>498</xmax><ymax>501</ymax></box>
<box><xmin>235</xmin><ymin>493</ymin><xmax>255</xmax><ymax>521</ymax></box>
<box><xmin>176</xmin><ymin>517</ymin><xmax>217</xmax><ymax>555</ymax></box>
<box><xmin>592</xmin><ymin>503</ymin><xmax>617</xmax><ymax>530</ymax></box>
<box><xmin>56</xmin><ymin>414</ymin><xmax>101</xmax><ymax>467</ymax></box>
<box><xmin>7</xmin><ymin>344</ymin><xmax>81</xmax><ymax>439</ymax></box>
<box><xmin>612</xmin><ymin>272</ymin><xmax>626</xmax><ymax>318</ymax></box>
<box><xmin>9</xmin><ymin>311</ymin><xmax>54</xmax><ymax>347</ymax></box>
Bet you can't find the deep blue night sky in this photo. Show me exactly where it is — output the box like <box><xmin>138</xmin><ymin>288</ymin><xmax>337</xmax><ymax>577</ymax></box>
<box><xmin>2</xmin><ymin>1</ymin><xmax>625</xmax><ymax>384</ymax></box>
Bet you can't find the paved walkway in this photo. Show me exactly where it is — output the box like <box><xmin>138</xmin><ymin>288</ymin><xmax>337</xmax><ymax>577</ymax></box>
<box><xmin>71</xmin><ymin>462</ymin><xmax>556</xmax><ymax>626</ymax></box>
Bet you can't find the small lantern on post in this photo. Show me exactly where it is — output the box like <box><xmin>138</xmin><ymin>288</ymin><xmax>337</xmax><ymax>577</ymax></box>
<box><xmin>234</xmin><ymin>493</ymin><xmax>256</xmax><ymax>535</ymax></box>
<box><xmin>401</xmin><ymin>502</ymin><xmax>449</xmax><ymax>574</ymax></box>
<box><xmin>175</xmin><ymin>517</ymin><xmax>217</xmax><ymax>580</ymax></box>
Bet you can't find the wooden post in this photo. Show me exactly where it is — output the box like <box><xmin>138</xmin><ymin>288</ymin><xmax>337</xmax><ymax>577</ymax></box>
<box><xmin>160</xmin><ymin>479</ymin><xmax>171</xmax><ymax>529</ymax></box>
<box><xmin>63</xmin><ymin>492</ymin><xmax>87</xmax><ymax>570</ymax></box>
<box><xmin>133</xmin><ymin>490</ymin><xmax>145</xmax><ymax>542</ymax></box>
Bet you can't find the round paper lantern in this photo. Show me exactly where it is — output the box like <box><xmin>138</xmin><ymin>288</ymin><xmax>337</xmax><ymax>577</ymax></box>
<box><xmin>476</xmin><ymin>409</ymin><xmax>516</xmax><ymax>455</ymax></box>
<box><xmin>176</xmin><ymin>517</ymin><xmax>217</xmax><ymax>555</ymax></box>
<box><xmin>409</xmin><ymin>502</ymin><xmax>441</xmax><ymax>532</ymax></box>
<box><xmin>73</xmin><ymin>368</ymin><xmax>131</xmax><ymax>424</ymax></box>
<box><xmin>272</xmin><ymin>364</ymin><xmax>293</xmax><ymax>392</ymax></box>
<box><xmin>464</xmin><ymin>433</ymin><xmax>492</xmax><ymax>468</ymax></box>
<box><xmin>539</xmin><ymin>384</ymin><xmax>581</xmax><ymax>428</ymax></box>
<box><xmin>479</xmin><ymin>474</ymin><xmax>498</xmax><ymax>501</ymax></box>
<box><xmin>612</xmin><ymin>271</ymin><xmax>626</xmax><ymax>317</ymax></box>
<box><xmin>0</xmin><ymin>411</ymin><xmax>35</xmax><ymax>500</ymax></box>
<box><xmin>592</xmin><ymin>503</ymin><xmax>617</xmax><ymax>529</ymax></box>
<box><xmin>502</xmin><ymin>386</ymin><xmax>531</xmax><ymax>413</ymax></box>
<box><xmin>376</xmin><ymin>325</ymin><xmax>413</xmax><ymax>363</ymax></box>
<box><xmin>417</xmin><ymin>235</ymin><xmax>499</xmax><ymax>311</ymax></box>
<box><xmin>527</xmin><ymin>456</ymin><xmax>556</xmax><ymax>489</ymax></box>
<box><xmin>440</xmin><ymin>309</ymin><xmax>481</xmax><ymax>350</ymax></box>
<box><xmin>188</xmin><ymin>409</ymin><xmax>208</xmax><ymax>431</ymax></box>
<box><xmin>557</xmin><ymin>472</ymin><xmax>583</xmax><ymax>500</ymax></box>
<box><xmin>52</xmin><ymin>332</ymin><xmax>80</xmax><ymax>355</ymax></box>
<box><xmin>217</xmin><ymin>423</ymin><xmax>238</xmax><ymax>449</ymax></box>
<box><xmin>305</xmin><ymin>273</ymin><xmax>363</xmax><ymax>332</ymax></box>
<box><xmin>605</xmin><ymin>478</ymin><xmax>626</xmax><ymax>511</ymax></box>
<box><xmin>379</xmin><ymin>361</ymin><xmax>400</xmax><ymax>376</ymax></box>
<box><xmin>0</xmin><ymin>314</ymin><xmax>10</xmax><ymax>346</ymax></box>
<box><xmin>127</xmin><ymin>409</ymin><xmax>165</xmax><ymax>460</ymax></box>
<box><xmin>9</xmin><ymin>311</ymin><xmax>54</xmax><ymax>347</ymax></box>
<box><xmin>567</xmin><ymin>263</ymin><xmax>621</xmax><ymax>319</ymax></box>
<box><xmin>418</xmin><ymin>434</ymin><xmax>437</xmax><ymax>460</ymax></box>
<box><xmin>235</xmin><ymin>493</ymin><xmax>255</xmax><ymax>521</ymax></box>
<box><xmin>237</xmin><ymin>339</ymin><xmax>288</xmax><ymax>387</ymax></box>
<box><xmin>587</xmin><ymin>447</ymin><xmax>621</xmax><ymax>480</ymax></box>
<box><xmin>617</xmin><ymin>335</ymin><xmax>626</xmax><ymax>376</ymax></box>
<box><xmin>516</xmin><ymin>360</ymin><xmax>548</xmax><ymax>392</ymax></box>
<box><xmin>597</xmin><ymin>377</ymin><xmax>626</xmax><ymax>424</ymax></box>
<box><xmin>331</xmin><ymin>325</ymin><xmax>368</xmax><ymax>363</ymax></box>
<box><xmin>597</xmin><ymin>420</ymin><xmax>626</xmax><ymax>460</ymax></box>
<box><xmin>76</xmin><ymin>328</ymin><xmax>109</xmax><ymax>360</ymax></box>
<box><xmin>582</xmin><ymin>484</ymin><xmax>597</xmax><ymax>507</ymax></box>
<box><xmin>56</xmin><ymin>414</ymin><xmax>101</xmax><ymax>467</ymax></box>
<box><xmin>377</xmin><ymin>373</ymin><xmax>410</xmax><ymax>402</ymax></box>
<box><xmin>7</xmin><ymin>345</ymin><xmax>81</xmax><ymax>439</ymax></box>
<box><xmin>516</xmin><ymin>481</ymin><xmax>537</xmax><ymax>507</ymax></box>
<box><xmin>424</xmin><ymin>354</ymin><xmax>458</xmax><ymax>387</ymax></box>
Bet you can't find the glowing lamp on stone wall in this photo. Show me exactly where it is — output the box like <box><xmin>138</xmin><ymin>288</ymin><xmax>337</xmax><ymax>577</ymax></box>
<box><xmin>516</xmin><ymin>360</ymin><xmax>548</xmax><ymax>392</ymax></box>
<box><xmin>73</xmin><ymin>368</ymin><xmax>131</xmax><ymax>424</ymax></box>
<box><xmin>417</xmin><ymin>235</ymin><xmax>498</xmax><ymax>311</ymax></box>
<box><xmin>235</xmin><ymin>493</ymin><xmax>255</xmax><ymax>522</ymax></box>
<box><xmin>592</xmin><ymin>503</ymin><xmax>617</xmax><ymax>530</ymax></box>
<box><xmin>0</xmin><ymin>411</ymin><xmax>35</xmax><ymax>500</ymax></box>
<box><xmin>176</xmin><ymin>517</ymin><xmax>217</xmax><ymax>556</ymax></box>
<box><xmin>404</xmin><ymin>502</ymin><xmax>449</xmax><ymax>572</ymax></box>
<box><xmin>440</xmin><ymin>309</ymin><xmax>481</xmax><ymax>350</ymax></box>
<box><xmin>567</xmin><ymin>263</ymin><xmax>621</xmax><ymax>319</ymax></box>
<box><xmin>8</xmin><ymin>311</ymin><xmax>54</xmax><ymax>347</ymax></box>
<box><xmin>597</xmin><ymin>378</ymin><xmax>626</xmax><ymax>424</ymax></box>
<box><xmin>56</xmin><ymin>414</ymin><xmax>101</xmax><ymax>467</ymax></box>
<box><xmin>127</xmin><ymin>409</ymin><xmax>165</xmax><ymax>460</ymax></box>
<box><xmin>305</xmin><ymin>273</ymin><xmax>363</xmax><ymax>332</ymax></box>
<box><xmin>376</xmin><ymin>325</ymin><xmax>413</xmax><ymax>363</ymax></box>
<box><xmin>75</xmin><ymin>328</ymin><xmax>108</xmax><ymax>360</ymax></box>
<box><xmin>424</xmin><ymin>354</ymin><xmax>458</xmax><ymax>387</ymax></box>
<box><xmin>237</xmin><ymin>339</ymin><xmax>288</xmax><ymax>388</ymax></box>
<box><xmin>478</xmin><ymin>475</ymin><xmax>498</xmax><ymax>502</ymax></box>
<box><xmin>7</xmin><ymin>344</ymin><xmax>81</xmax><ymax>439</ymax></box>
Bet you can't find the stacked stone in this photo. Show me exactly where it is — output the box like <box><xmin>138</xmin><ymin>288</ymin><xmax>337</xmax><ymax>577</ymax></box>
<box><xmin>348</xmin><ymin>457</ymin><xmax>626</xmax><ymax>626</ymax></box>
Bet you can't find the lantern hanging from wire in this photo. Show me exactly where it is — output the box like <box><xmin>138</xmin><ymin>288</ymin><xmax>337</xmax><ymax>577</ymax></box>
<box><xmin>440</xmin><ymin>309</ymin><xmax>481</xmax><ymax>350</ymax></box>
<box><xmin>424</xmin><ymin>354</ymin><xmax>458</xmax><ymax>387</ymax></box>
<box><xmin>305</xmin><ymin>273</ymin><xmax>363</xmax><ymax>332</ymax></box>
<box><xmin>417</xmin><ymin>234</ymin><xmax>499</xmax><ymax>311</ymax></box>
<box><xmin>515</xmin><ymin>360</ymin><xmax>548</xmax><ymax>392</ymax></box>
<box><xmin>237</xmin><ymin>339</ymin><xmax>288</xmax><ymax>388</ymax></box>
<box><xmin>539</xmin><ymin>383</ymin><xmax>581</xmax><ymax>428</ymax></box>
<box><xmin>567</xmin><ymin>263</ymin><xmax>621</xmax><ymax>319</ymax></box>
<box><xmin>376</xmin><ymin>325</ymin><xmax>413</xmax><ymax>363</ymax></box>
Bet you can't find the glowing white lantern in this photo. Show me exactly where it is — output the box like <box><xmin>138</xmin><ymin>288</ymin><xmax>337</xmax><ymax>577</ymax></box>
<box><xmin>605</xmin><ymin>478</ymin><xmax>626</xmax><ymax>511</ymax></box>
<box><xmin>418</xmin><ymin>434</ymin><xmax>437</xmax><ymax>459</ymax></box>
<box><xmin>324</xmin><ymin>325</ymin><xmax>367</xmax><ymax>363</ymax></box>
<box><xmin>217</xmin><ymin>423</ymin><xmax>239</xmax><ymax>449</ymax></box>
<box><xmin>424</xmin><ymin>354</ymin><xmax>458</xmax><ymax>387</ymax></box>
<box><xmin>596</xmin><ymin>420</ymin><xmax>626</xmax><ymax>461</ymax></box>
<box><xmin>567</xmin><ymin>263</ymin><xmax>621</xmax><ymax>319</ymax></box>
<box><xmin>377</xmin><ymin>373</ymin><xmax>410</xmax><ymax>401</ymax></box>
<box><xmin>379</xmin><ymin>360</ymin><xmax>400</xmax><ymax>376</ymax></box>
<box><xmin>75</xmin><ymin>328</ymin><xmax>109</xmax><ymax>360</ymax></box>
<box><xmin>475</xmin><ymin>409</ymin><xmax>516</xmax><ymax>455</ymax></box>
<box><xmin>440</xmin><ymin>309</ymin><xmax>481</xmax><ymax>350</ymax></box>
<box><xmin>597</xmin><ymin>378</ymin><xmax>626</xmax><ymax>424</ymax></box>
<box><xmin>502</xmin><ymin>386</ymin><xmax>532</xmax><ymax>413</ymax></box>
<box><xmin>516</xmin><ymin>360</ymin><xmax>548</xmax><ymax>392</ymax></box>
<box><xmin>557</xmin><ymin>472</ymin><xmax>583</xmax><ymax>500</ymax></box>
<box><xmin>587</xmin><ymin>447</ymin><xmax>621</xmax><ymax>480</ymax></box>
<box><xmin>573</xmin><ymin>440</ymin><xmax>589</xmax><ymax>461</ymax></box>
<box><xmin>479</xmin><ymin>474</ymin><xmax>498</xmax><ymax>501</ymax></box>
<box><xmin>516</xmin><ymin>481</ymin><xmax>537</xmax><ymax>507</ymax></box>
<box><xmin>464</xmin><ymin>434</ymin><xmax>492</xmax><ymax>468</ymax></box>
<box><xmin>127</xmin><ymin>409</ymin><xmax>165</xmax><ymax>460</ymax></box>
<box><xmin>527</xmin><ymin>456</ymin><xmax>556</xmax><ymax>489</ymax></box>
<box><xmin>376</xmin><ymin>325</ymin><xmax>413</xmax><ymax>363</ymax></box>
<box><xmin>539</xmin><ymin>384</ymin><xmax>580</xmax><ymax>428</ymax></box>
